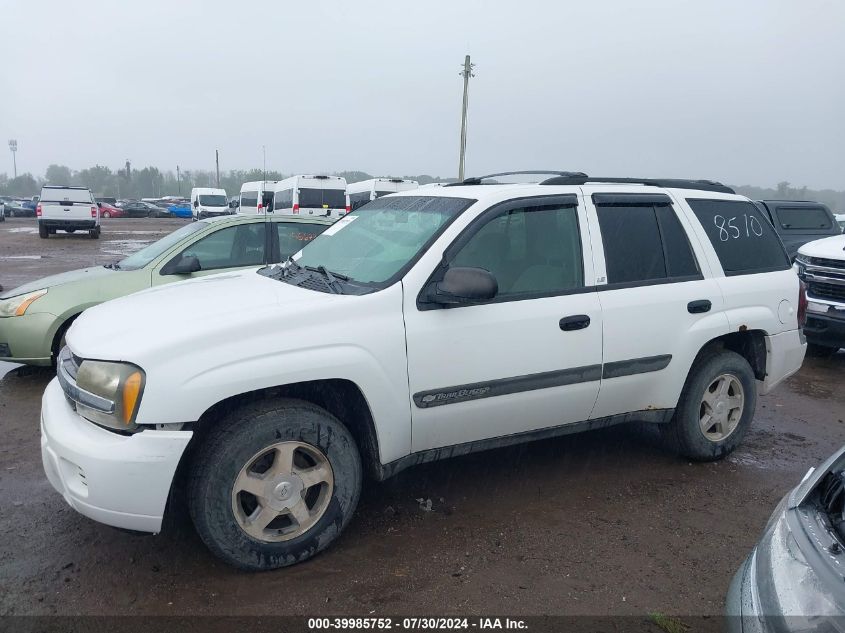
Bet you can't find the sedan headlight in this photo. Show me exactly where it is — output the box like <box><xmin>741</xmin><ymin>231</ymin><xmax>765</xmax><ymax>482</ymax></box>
<box><xmin>73</xmin><ymin>358</ymin><xmax>146</xmax><ymax>430</ymax></box>
<box><xmin>0</xmin><ymin>289</ymin><xmax>47</xmax><ymax>317</ymax></box>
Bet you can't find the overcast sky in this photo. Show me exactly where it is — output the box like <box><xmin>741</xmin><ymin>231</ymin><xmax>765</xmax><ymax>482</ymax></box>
<box><xmin>1</xmin><ymin>0</ymin><xmax>843</xmax><ymax>188</ymax></box>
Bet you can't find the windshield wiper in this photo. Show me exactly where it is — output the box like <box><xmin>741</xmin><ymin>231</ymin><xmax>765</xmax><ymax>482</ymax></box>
<box><xmin>305</xmin><ymin>265</ymin><xmax>348</xmax><ymax>294</ymax></box>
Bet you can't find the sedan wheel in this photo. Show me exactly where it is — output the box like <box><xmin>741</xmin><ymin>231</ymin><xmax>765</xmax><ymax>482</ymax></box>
<box><xmin>102</xmin><ymin>211</ymin><xmax>111</xmax><ymax>218</ymax></box>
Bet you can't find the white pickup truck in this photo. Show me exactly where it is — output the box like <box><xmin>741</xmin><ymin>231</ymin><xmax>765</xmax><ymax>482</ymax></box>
<box><xmin>41</xmin><ymin>173</ymin><xmax>807</xmax><ymax>570</ymax></box>
<box><xmin>37</xmin><ymin>185</ymin><xmax>100</xmax><ymax>239</ymax></box>
<box><xmin>795</xmin><ymin>233</ymin><xmax>845</xmax><ymax>355</ymax></box>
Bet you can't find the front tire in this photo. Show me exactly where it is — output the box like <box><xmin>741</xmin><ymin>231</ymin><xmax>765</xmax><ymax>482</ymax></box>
<box><xmin>188</xmin><ymin>398</ymin><xmax>362</xmax><ymax>570</ymax></box>
<box><xmin>663</xmin><ymin>350</ymin><xmax>756</xmax><ymax>461</ymax></box>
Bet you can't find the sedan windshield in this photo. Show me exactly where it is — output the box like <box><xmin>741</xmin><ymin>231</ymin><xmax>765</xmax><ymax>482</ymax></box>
<box><xmin>295</xmin><ymin>196</ymin><xmax>472</xmax><ymax>286</ymax></box>
<box><xmin>117</xmin><ymin>222</ymin><xmax>207</xmax><ymax>270</ymax></box>
<box><xmin>199</xmin><ymin>195</ymin><xmax>228</xmax><ymax>207</ymax></box>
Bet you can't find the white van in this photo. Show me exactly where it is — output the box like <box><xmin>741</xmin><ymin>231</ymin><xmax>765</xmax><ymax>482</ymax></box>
<box><xmin>237</xmin><ymin>181</ymin><xmax>276</xmax><ymax>215</ymax></box>
<box><xmin>269</xmin><ymin>175</ymin><xmax>349</xmax><ymax>218</ymax></box>
<box><xmin>347</xmin><ymin>178</ymin><xmax>419</xmax><ymax>211</ymax></box>
<box><xmin>190</xmin><ymin>187</ymin><xmax>230</xmax><ymax>220</ymax></box>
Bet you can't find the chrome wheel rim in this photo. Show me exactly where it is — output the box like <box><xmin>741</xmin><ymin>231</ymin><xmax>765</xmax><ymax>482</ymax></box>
<box><xmin>231</xmin><ymin>441</ymin><xmax>334</xmax><ymax>542</ymax></box>
<box><xmin>699</xmin><ymin>373</ymin><xmax>745</xmax><ymax>442</ymax></box>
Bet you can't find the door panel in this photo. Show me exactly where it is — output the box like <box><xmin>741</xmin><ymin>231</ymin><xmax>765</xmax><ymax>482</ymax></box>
<box><xmin>403</xmin><ymin>196</ymin><xmax>602</xmax><ymax>452</ymax></box>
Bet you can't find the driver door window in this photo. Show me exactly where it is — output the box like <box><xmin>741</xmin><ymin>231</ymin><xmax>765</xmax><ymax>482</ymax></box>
<box><xmin>179</xmin><ymin>224</ymin><xmax>267</xmax><ymax>271</ymax></box>
<box><xmin>450</xmin><ymin>204</ymin><xmax>584</xmax><ymax>299</ymax></box>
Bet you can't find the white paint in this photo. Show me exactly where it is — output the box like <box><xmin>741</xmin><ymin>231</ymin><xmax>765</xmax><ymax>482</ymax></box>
<box><xmin>0</xmin><ymin>361</ymin><xmax>21</xmax><ymax>380</ymax></box>
<box><xmin>4</xmin><ymin>227</ymin><xmax>38</xmax><ymax>234</ymax></box>
<box><xmin>0</xmin><ymin>255</ymin><xmax>43</xmax><ymax>260</ymax></box>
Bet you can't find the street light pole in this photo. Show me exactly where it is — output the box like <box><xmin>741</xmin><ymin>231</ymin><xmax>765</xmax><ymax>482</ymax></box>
<box><xmin>177</xmin><ymin>165</ymin><xmax>181</xmax><ymax>195</ymax></box>
<box><xmin>8</xmin><ymin>140</ymin><xmax>17</xmax><ymax>179</ymax></box>
<box><xmin>457</xmin><ymin>55</ymin><xmax>475</xmax><ymax>182</ymax></box>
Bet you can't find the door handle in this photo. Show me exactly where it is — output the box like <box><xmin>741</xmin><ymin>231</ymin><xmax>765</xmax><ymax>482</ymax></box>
<box><xmin>560</xmin><ymin>315</ymin><xmax>591</xmax><ymax>331</ymax></box>
<box><xmin>687</xmin><ymin>300</ymin><xmax>712</xmax><ymax>314</ymax></box>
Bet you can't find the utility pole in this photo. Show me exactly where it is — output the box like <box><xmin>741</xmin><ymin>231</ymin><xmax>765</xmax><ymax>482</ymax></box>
<box><xmin>8</xmin><ymin>140</ymin><xmax>17</xmax><ymax>179</ymax></box>
<box><xmin>177</xmin><ymin>165</ymin><xmax>181</xmax><ymax>195</ymax></box>
<box><xmin>215</xmin><ymin>149</ymin><xmax>220</xmax><ymax>188</ymax></box>
<box><xmin>457</xmin><ymin>55</ymin><xmax>475</xmax><ymax>182</ymax></box>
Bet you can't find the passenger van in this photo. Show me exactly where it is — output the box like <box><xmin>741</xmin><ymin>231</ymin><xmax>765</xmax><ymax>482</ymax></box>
<box><xmin>238</xmin><ymin>181</ymin><xmax>276</xmax><ymax>215</ymax></box>
<box><xmin>269</xmin><ymin>175</ymin><xmax>349</xmax><ymax>218</ymax></box>
<box><xmin>190</xmin><ymin>187</ymin><xmax>230</xmax><ymax>220</ymax></box>
<box><xmin>347</xmin><ymin>178</ymin><xmax>418</xmax><ymax>211</ymax></box>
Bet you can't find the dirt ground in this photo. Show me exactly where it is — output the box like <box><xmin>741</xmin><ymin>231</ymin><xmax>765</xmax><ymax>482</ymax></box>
<box><xmin>0</xmin><ymin>216</ymin><xmax>843</xmax><ymax>618</ymax></box>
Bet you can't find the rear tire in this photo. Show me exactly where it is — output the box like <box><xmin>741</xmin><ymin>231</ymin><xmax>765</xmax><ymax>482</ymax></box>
<box><xmin>38</xmin><ymin>224</ymin><xmax>48</xmax><ymax>239</ymax></box>
<box><xmin>663</xmin><ymin>350</ymin><xmax>756</xmax><ymax>461</ymax></box>
<box><xmin>188</xmin><ymin>398</ymin><xmax>362</xmax><ymax>570</ymax></box>
<box><xmin>89</xmin><ymin>227</ymin><xmax>100</xmax><ymax>239</ymax></box>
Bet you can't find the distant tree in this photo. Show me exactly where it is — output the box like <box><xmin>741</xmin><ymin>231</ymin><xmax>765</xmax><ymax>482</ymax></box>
<box><xmin>76</xmin><ymin>165</ymin><xmax>115</xmax><ymax>197</ymax></box>
<box><xmin>3</xmin><ymin>174</ymin><xmax>39</xmax><ymax>197</ymax></box>
<box><xmin>776</xmin><ymin>181</ymin><xmax>791</xmax><ymax>197</ymax></box>
<box><xmin>334</xmin><ymin>170</ymin><xmax>374</xmax><ymax>184</ymax></box>
<box><xmin>44</xmin><ymin>164</ymin><xmax>73</xmax><ymax>186</ymax></box>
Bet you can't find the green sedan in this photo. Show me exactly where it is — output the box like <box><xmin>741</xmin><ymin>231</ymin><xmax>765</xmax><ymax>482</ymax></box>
<box><xmin>0</xmin><ymin>214</ymin><xmax>333</xmax><ymax>366</ymax></box>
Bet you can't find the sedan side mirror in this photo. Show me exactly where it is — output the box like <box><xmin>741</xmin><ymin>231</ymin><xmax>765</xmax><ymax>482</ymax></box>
<box><xmin>163</xmin><ymin>254</ymin><xmax>201</xmax><ymax>275</ymax></box>
<box><xmin>426</xmin><ymin>266</ymin><xmax>498</xmax><ymax>306</ymax></box>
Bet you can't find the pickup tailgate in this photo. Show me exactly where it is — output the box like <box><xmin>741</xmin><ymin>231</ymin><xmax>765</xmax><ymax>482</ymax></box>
<box><xmin>40</xmin><ymin>190</ymin><xmax>95</xmax><ymax>220</ymax></box>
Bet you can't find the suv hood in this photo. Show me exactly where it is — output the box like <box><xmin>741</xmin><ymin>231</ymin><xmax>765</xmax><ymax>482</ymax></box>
<box><xmin>0</xmin><ymin>266</ymin><xmax>115</xmax><ymax>299</ymax></box>
<box><xmin>798</xmin><ymin>234</ymin><xmax>845</xmax><ymax>259</ymax></box>
<box><xmin>66</xmin><ymin>268</ymin><xmax>339</xmax><ymax>361</ymax></box>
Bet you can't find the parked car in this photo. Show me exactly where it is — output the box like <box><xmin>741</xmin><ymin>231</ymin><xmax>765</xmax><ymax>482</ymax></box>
<box><xmin>166</xmin><ymin>202</ymin><xmax>192</xmax><ymax>218</ymax></box>
<box><xmin>348</xmin><ymin>178</ymin><xmax>419</xmax><ymax>211</ymax></box>
<box><xmin>95</xmin><ymin>197</ymin><xmax>118</xmax><ymax>205</ymax></box>
<box><xmin>835</xmin><ymin>213</ymin><xmax>845</xmax><ymax>232</ymax></box>
<box><xmin>0</xmin><ymin>201</ymin><xmax>5</xmax><ymax>221</ymax></box>
<box><xmin>119</xmin><ymin>200</ymin><xmax>170</xmax><ymax>218</ymax></box>
<box><xmin>36</xmin><ymin>185</ymin><xmax>99</xmax><ymax>239</ymax></box>
<box><xmin>97</xmin><ymin>202</ymin><xmax>124</xmax><ymax>218</ymax></box>
<box><xmin>268</xmin><ymin>174</ymin><xmax>349</xmax><ymax>218</ymax></box>
<box><xmin>22</xmin><ymin>195</ymin><xmax>40</xmax><ymax>214</ymax></box>
<box><xmin>0</xmin><ymin>214</ymin><xmax>332</xmax><ymax>366</ymax></box>
<box><xmin>726</xmin><ymin>443</ymin><xmax>845</xmax><ymax>627</ymax></box>
<box><xmin>41</xmin><ymin>173</ymin><xmax>806</xmax><ymax>570</ymax></box>
<box><xmin>795</xmin><ymin>233</ymin><xmax>845</xmax><ymax>356</ymax></box>
<box><xmin>3</xmin><ymin>197</ymin><xmax>34</xmax><ymax>217</ymax></box>
<box><xmin>190</xmin><ymin>187</ymin><xmax>230</xmax><ymax>220</ymax></box>
<box><xmin>755</xmin><ymin>200</ymin><xmax>840</xmax><ymax>260</ymax></box>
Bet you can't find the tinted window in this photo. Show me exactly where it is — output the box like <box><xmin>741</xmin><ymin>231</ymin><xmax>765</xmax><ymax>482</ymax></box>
<box><xmin>598</xmin><ymin>205</ymin><xmax>666</xmax><ymax>283</ymax></box>
<box><xmin>349</xmin><ymin>191</ymin><xmax>371</xmax><ymax>211</ymax></box>
<box><xmin>179</xmin><ymin>224</ymin><xmax>266</xmax><ymax>271</ymax></box>
<box><xmin>299</xmin><ymin>188</ymin><xmax>346</xmax><ymax>209</ymax></box>
<box><xmin>274</xmin><ymin>188</ymin><xmax>294</xmax><ymax>210</ymax></box>
<box><xmin>276</xmin><ymin>222</ymin><xmax>326</xmax><ymax>259</ymax></box>
<box><xmin>687</xmin><ymin>199</ymin><xmax>790</xmax><ymax>275</ymax></box>
<box><xmin>656</xmin><ymin>206</ymin><xmax>700</xmax><ymax>277</ymax></box>
<box><xmin>451</xmin><ymin>204</ymin><xmax>583</xmax><ymax>297</ymax></box>
<box><xmin>240</xmin><ymin>191</ymin><xmax>258</xmax><ymax>208</ymax></box>
<box><xmin>198</xmin><ymin>195</ymin><xmax>227</xmax><ymax>207</ymax></box>
<box><xmin>775</xmin><ymin>206</ymin><xmax>832</xmax><ymax>230</ymax></box>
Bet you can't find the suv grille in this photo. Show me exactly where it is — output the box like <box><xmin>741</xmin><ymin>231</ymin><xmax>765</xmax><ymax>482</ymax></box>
<box><xmin>809</xmin><ymin>282</ymin><xmax>845</xmax><ymax>303</ymax></box>
<box><xmin>819</xmin><ymin>470</ymin><xmax>845</xmax><ymax>542</ymax></box>
<box><xmin>805</xmin><ymin>256</ymin><xmax>845</xmax><ymax>271</ymax></box>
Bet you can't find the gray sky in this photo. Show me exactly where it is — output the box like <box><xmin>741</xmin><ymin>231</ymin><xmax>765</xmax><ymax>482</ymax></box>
<box><xmin>1</xmin><ymin>0</ymin><xmax>843</xmax><ymax>189</ymax></box>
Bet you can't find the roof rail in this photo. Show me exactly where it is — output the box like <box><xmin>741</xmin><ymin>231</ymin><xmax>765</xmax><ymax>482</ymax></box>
<box><xmin>539</xmin><ymin>175</ymin><xmax>734</xmax><ymax>194</ymax></box>
<box><xmin>444</xmin><ymin>170</ymin><xmax>588</xmax><ymax>187</ymax></box>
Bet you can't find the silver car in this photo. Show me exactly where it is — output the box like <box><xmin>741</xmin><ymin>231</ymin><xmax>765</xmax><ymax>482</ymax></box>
<box><xmin>727</xmin><ymin>445</ymin><xmax>845</xmax><ymax>632</ymax></box>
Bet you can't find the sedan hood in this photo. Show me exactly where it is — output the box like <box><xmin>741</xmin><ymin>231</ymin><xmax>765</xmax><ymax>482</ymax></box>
<box><xmin>1</xmin><ymin>266</ymin><xmax>115</xmax><ymax>299</ymax></box>
<box><xmin>798</xmin><ymin>234</ymin><xmax>845</xmax><ymax>260</ymax></box>
<box><xmin>66</xmin><ymin>268</ymin><xmax>338</xmax><ymax>361</ymax></box>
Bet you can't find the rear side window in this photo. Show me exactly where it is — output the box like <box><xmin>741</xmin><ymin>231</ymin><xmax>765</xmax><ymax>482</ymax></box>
<box><xmin>687</xmin><ymin>199</ymin><xmax>790</xmax><ymax>275</ymax></box>
<box><xmin>596</xmin><ymin>196</ymin><xmax>699</xmax><ymax>285</ymax></box>
<box><xmin>240</xmin><ymin>191</ymin><xmax>258</xmax><ymax>208</ymax></box>
<box><xmin>774</xmin><ymin>206</ymin><xmax>832</xmax><ymax>230</ymax></box>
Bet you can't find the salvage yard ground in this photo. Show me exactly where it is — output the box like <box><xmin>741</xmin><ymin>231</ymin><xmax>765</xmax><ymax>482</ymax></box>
<box><xmin>0</xmin><ymin>216</ymin><xmax>843</xmax><ymax>616</ymax></box>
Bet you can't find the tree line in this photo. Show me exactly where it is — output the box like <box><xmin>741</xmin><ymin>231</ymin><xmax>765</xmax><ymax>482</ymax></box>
<box><xmin>0</xmin><ymin>165</ymin><xmax>451</xmax><ymax>200</ymax></box>
<box><xmin>0</xmin><ymin>165</ymin><xmax>842</xmax><ymax>211</ymax></box>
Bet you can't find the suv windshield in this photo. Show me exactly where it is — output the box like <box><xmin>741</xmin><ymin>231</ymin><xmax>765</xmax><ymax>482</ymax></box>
<box><xmin>294</xmin><ymin>196</ymin><xmax>472</xmax><ymax>286</ymax></box>
<box><xmin>299</xmin><ymin>188</ymin><xmax>347</xmax><ymax>209</ymax></box>
<box><xmin>199</xmin><ymin>195</ymin><xmax>228</xmax><ymax>207</ymax></box>
<box><xmin>117</xmin><ymin>222</ymin><xmax>207</xmax><ymax>270</ymax></box>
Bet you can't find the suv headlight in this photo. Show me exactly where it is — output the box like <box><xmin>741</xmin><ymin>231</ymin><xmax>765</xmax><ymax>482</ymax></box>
<box><xmin>75</xmin><ymin>359</ymin><xmax>145</xmax><ymax>430</ymax></box>
<box><xmin>0</xmin><ymin>289</ymin><xmax>47</xmax><ymax>317</ymax></box>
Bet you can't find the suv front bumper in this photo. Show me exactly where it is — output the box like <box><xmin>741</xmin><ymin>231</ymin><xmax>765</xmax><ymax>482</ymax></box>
<box><xmin>40</xmin><ymin>379</ymin><xmax>192</xmax><ymax>533</ymax></box>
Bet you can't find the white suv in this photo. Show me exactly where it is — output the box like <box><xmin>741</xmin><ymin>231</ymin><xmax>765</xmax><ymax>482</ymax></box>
<box><xmin>41</xmin><ymin>172</ymin><xmax>807</xmax><ymax>570</ymax></box>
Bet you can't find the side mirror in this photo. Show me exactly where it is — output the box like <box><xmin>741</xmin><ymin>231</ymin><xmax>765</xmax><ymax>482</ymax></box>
<box><xmin>426</xmin><ymin>266</ymin><xmax>498</xmax><ymax>306</ymax></box>
<box><xmin>193</xmin><ymin>200</ymin><xmax>199</xmax><ymax>208</ymax></box>
<box><xmin>163</xmin><ymin>254</ymin><xmax>201</xmax><ymax>275</ymax></box>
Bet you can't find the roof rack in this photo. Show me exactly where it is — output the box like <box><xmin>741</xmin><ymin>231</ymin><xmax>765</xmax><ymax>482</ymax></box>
<box><xmin>444</xmin><ymin>170</ymin><xmax>588</xmax><ymax>186</ymax></box>
<box><xmin>446</xmin><ymin>171</ymin><xmax>734</xmax><ymax>194</ymax></box>
<box><xmin>539</xmin><ymin>175</ymin><xmax>734</xmax><ymax>194</ymax></box>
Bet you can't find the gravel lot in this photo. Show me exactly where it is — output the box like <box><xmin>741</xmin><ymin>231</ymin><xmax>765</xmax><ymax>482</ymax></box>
<box><xmin>1</xmin><ymin>216</ymin><xmax>843</xmax><ymax>618</ymax></box>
